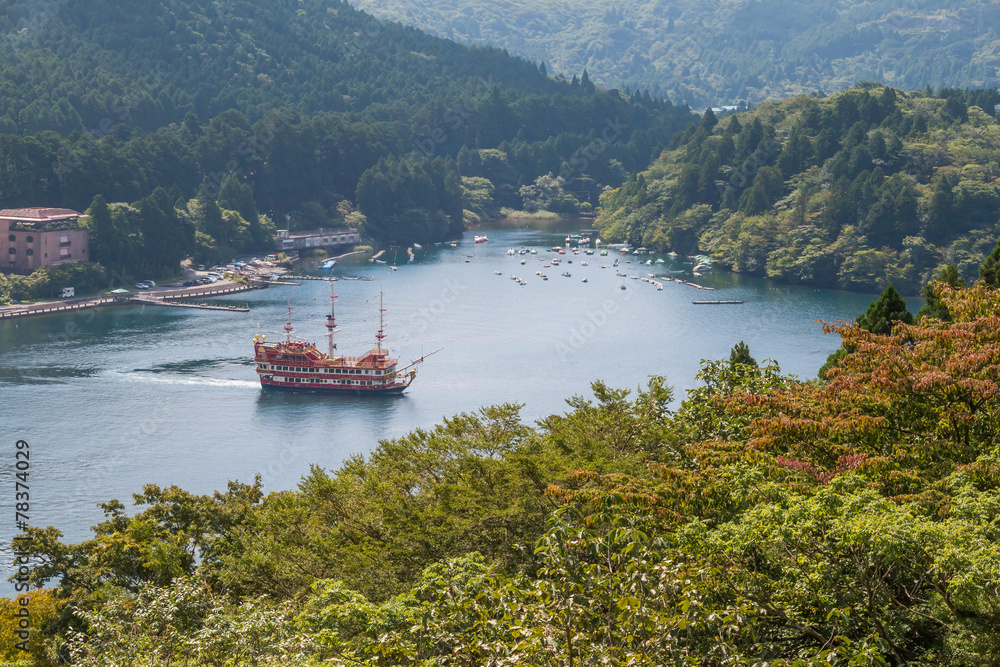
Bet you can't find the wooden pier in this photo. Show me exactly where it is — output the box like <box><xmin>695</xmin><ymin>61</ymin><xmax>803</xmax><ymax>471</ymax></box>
<box><xmin>692</xmin><ymin>300</ymin><xmax>744</xmax><ymax>304</ymax></box>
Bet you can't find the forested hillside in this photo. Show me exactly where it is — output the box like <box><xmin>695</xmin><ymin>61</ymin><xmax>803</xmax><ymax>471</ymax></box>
<box><xmin>12</xmin><ymin>279</ymin><xmax>1000</xmax><ymax>664</ymax></box>
<box><xmin>0</xmin><ymin>0</ymin><xmax>693</xmax><ymax>273</ymax></box>
<box><xmin>350</xmin><ymin>0</ymin><xmax>1000</xmax><ymax>108</ymax></box>
<box><xmin>596</xmin><ymin>84</ymin><xmax>1000</xmax><ymax>294</ymax></box>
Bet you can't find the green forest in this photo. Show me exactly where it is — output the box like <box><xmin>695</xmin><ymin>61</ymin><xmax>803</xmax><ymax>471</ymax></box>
<box><xmin>350</xmin><ymin>0</ymin><xmax>1000</xmax><ymax>108</ymax></box>
<box><xmin>0</xmin><ymin>0</ymin><xmax>692</xmax><ymax>282</ymax></box>
<box><xmin>596</xmin><ymin>84</ymin><xmax>1000</xmax><ymax>294</ymax></box>
<box><xmin>9</xmin><ymin>277</ymin><xmax>1000</xmax><ymax>665</ymax></box>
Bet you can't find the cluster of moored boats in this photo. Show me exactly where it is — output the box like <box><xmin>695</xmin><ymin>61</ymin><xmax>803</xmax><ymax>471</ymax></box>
<box><xmin>493</xmin><ymin>243</ymin><xmax>718</xmax><ymax>293</ymax></box>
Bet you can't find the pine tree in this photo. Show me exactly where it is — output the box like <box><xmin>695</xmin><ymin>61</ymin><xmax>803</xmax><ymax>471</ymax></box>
<box><xmin>918</xmin><ymin>265</ymin><xmax>964</xmax><ymax>320</ymax></box>
<box><xmin>729</xmin><ymin>341</ymin><xmax>757</xmax><ymax>367</ymax></box>
<box><xmin>856</xmin><ymin>283</ymin><xmax>913</xmax><ymax>335</ymax></box>
<box><xmin>980</xmin><ymin>237</ymin><xmax>1000</xmax><ymax>287</ymax></box>
<box><xmin>699</xmin><ymin>107</ymin><xmax>717</xmax><ymax>133</ymax></box>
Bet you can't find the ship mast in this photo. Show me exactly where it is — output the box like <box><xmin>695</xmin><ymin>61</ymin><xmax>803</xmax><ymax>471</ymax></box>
<box><xmin>326</xmin><ymin>281</ymin><xmax>340</xmax><ymax>358</ymax></box>
<box><xmin>284</xmin><ymin>301</ymin><xmax>294</xmax><ymax>343</ymax></box>
<box><xmin>375</xmin><ymin>291</ymin><xmax>387</xmax><ymax>354</ymax></box>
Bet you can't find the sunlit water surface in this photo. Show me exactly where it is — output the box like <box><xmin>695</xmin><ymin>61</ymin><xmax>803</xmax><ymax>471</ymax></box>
<box><xmin>0</xmin><ymin>220</ymin><xmax>903</xmax><ymax>589</ymax></box>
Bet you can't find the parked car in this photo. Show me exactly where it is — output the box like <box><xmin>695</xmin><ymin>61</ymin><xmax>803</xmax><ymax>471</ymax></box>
<box><xmin>182</xmin><ymin>280</ymin><xmax>194</xmax><ymax>287</ymax></box>
<box><xmin>144</xmin><ymin>280</ymin><xmax>156</xmax><ymax>287</ymax></box>
<box><xmin>197</xmin><ymin>264</ymin><xmax>205</xmax><ymax>271</ymax></box>
<box><xmin>135</xmin><ymin>282</ymin><xmax>150</xmax><ymax>290</ymax></box>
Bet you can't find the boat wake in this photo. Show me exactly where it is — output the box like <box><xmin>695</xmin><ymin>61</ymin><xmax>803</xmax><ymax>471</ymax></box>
<box><xmin>110</xmin><ymin>370</ymin><xmax>259</xmax><ymax>389</ymax></box>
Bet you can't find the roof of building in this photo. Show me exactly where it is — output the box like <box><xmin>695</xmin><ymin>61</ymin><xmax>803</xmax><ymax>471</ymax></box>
<box><xmin>283</xmin><ymin>227</ymin><xmax>358</xmax><ymax>239</ymax></box>
<box><xmin>0</xmin><ymin>207</ymin><xmax>87</xmax><ymax>222</ymax></box>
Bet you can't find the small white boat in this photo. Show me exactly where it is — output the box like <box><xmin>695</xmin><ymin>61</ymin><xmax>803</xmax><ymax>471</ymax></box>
<box><xmin>390</xmin><ymin>265</ymin><xmax>398</xmax><ymax>271</ymax></box>
<box><xmin>413</xmin><ymin>243</ymin><xmax>422</xmax><ymax>249</ymax></box>
<box><xmin>495</xmin><ymin>270</ymin><xmax>502</xmax><ymax>275</ymax></box>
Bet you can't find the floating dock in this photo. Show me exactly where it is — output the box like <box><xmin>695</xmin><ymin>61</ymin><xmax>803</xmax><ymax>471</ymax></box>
<box><xmin>692</xmin><ymin>300</ymin><xmax>744</xmax><ymax>305</ymax></box>
<box><xmin>137</xmin><ymin>299</ymin><xmax>250</xmax><ymax>312</ymax></box>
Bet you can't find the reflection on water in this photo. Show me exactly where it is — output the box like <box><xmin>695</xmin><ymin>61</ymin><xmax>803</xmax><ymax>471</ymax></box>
<box><xmin>0</xmin><ymin>220</ymin><xmax>898</xmax><ymax>575</ymax></box>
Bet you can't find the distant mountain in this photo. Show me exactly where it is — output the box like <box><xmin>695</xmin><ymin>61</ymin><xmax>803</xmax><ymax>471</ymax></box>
<box><xmin>595</xmin><ymin>85</ymin><xmax>1000</xmax><ymax>294</ymax></box>
<box><xmin>350</xmin><ymin>0</ymin><xmax>1000</xmax><ymax>107</ymax></box>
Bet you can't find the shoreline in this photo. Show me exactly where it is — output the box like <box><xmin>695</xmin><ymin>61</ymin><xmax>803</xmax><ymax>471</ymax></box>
<box><xmin>0</xmin><ymin>280</ymin><xmax>261</xmax><ymax>320</ymax></box>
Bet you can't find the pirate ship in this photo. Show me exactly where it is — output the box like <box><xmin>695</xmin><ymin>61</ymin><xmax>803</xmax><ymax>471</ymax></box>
<box><xmin>253</xmin><ymin>285</ymin><xmax>437</xmax><ymax>393</ymax></box>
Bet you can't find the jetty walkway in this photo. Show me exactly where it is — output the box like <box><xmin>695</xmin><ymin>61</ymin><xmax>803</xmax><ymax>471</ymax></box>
<box><xmin>0</xmin><ymin>281</ymin><xmax>261</xmax><ymax>320</ymax></box>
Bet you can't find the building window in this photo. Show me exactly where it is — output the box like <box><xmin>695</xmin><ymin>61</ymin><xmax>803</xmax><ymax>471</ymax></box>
<box><xmin>7</xmin><ymin>235</ymin><xmax>13</xmax><ymax>242</ymax></box>
<box><xmin>8</xmin><ymin>248</ymin><xmax>15</xmax><ymax>254</ymax></box>
<box><xmin>59</xmin><ymin>236</ymin><xmax>70</xmax><ymax>247</ymax></box>
<box><xmin>59</xmin><ymin>248</ymin><xmax>70</xmax><ymax>258</ymax></box>
<box><xmin>25</xmin><ymin>235</ymin><xmax>33</xmax><ymax>243</ymax></box>
<box><xmin>25</xmin><ymin>249</ymin><xmax>33</xmax><ymax>256</ymax></box>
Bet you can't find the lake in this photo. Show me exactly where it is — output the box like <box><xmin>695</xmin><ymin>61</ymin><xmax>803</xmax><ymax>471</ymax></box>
<box><xmin>0</xmin><ymin>219</ymin><xmax>898</xmax><ymax>578</ymax></box>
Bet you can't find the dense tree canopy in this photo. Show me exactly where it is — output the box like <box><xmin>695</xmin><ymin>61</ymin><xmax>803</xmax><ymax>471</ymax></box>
<box><xmin>598</xmin><ymin>85</ymin><xmax>1000</xmax><ymax>293</ymax></box>
<box><xmin>14</xmin><ymin>282</ymin><xmax>1000</xmax><ymax>664</ymax></box>
<box><xmin>0</xmin><ymin>0</ymin><xmax>694</xmax><ymax>269</ymax></box>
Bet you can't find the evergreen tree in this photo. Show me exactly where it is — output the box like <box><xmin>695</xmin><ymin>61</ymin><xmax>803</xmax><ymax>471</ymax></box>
<box><xmin>980</xmin><ymin>237</ymin><xmax>1000</xmax><ymax>287</ymax></box>
<box><xmin>729</xmin><ymin>341</ymin><xmax>757</xmax><ymax>367</ymax></box>
<box><xmin>698</xmin><ymin>107</ymin><xmax>718</xmax><ymax>133</ymax></box>
<box><xmin>918</xmin><ymin>264</ymin><xmax>964</xmax><ymax>321</ymax></box>
<box><xmin>856</xmin><ymin>283</ymin><xmax>913</xmax><ymax>335</ymax></box>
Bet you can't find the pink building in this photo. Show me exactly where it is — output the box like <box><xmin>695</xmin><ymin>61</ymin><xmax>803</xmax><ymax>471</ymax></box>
<box><xmin>0</xmin><ymin>207</ymin><xmax>90</xmax><ymax>274</ymax></box>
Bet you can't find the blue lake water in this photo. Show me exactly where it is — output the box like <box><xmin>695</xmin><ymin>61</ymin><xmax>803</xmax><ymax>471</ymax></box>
<box><xmin>0</xmin><ymin>219</ymin><xmax>901</xmax><ymax>585</ymax></box>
